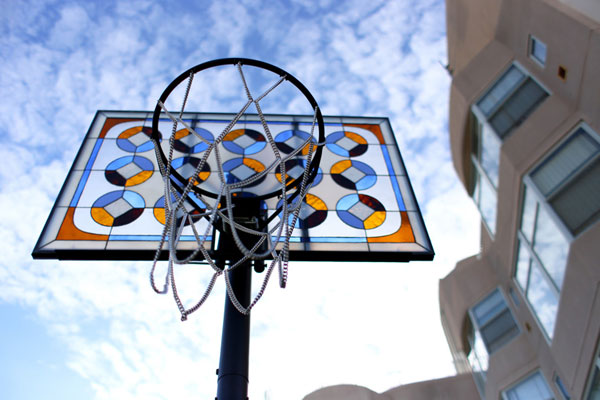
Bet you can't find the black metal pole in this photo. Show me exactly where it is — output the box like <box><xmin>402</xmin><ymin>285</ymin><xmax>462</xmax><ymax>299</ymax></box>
<box><xmin>216</xmin><ymin>261</ymin><xmax>251</xmax><ymax>400</ymax></box>
<box><xmin>216</xmin><ymin>198</ymin><xmax>262</xmax><ymax>400</ymax></box>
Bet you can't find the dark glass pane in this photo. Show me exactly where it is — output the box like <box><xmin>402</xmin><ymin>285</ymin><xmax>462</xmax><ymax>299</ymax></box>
<box><xmin>481</xmin><ymin>309</ymin><xmax>519</xmax><ymax>353</ymax></box>
<box><xmin>552</xmin><ymin>159</ymin><xmax>600</xmax><ymax>234</ymax></box>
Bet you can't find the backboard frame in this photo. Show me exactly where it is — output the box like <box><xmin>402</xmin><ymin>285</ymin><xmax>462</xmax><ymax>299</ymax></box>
<box><xmin>32</xmin><ymin>110</ymin><xmax>434</xmax><ymax>262</ymax></box>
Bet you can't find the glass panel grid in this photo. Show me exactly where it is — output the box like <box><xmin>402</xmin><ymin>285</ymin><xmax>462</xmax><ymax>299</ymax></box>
<box><xmin>33</xmin><ymin>111</ymin><xmax>433</xmax><ymax>261</ymax></box>
<box><xmin>470</xmin><ymin>289</ymin><xmax>519</xmax><ymax>355</ymax></box>
<box><xmin>503</xmin><ymin>371</ymin><xmax>554</xmax><ymax>400</ymax></box>
<box><xmin>530</xmin><ymin>36</ymin><xmax>548</xmax><ymax>66</ymax></box>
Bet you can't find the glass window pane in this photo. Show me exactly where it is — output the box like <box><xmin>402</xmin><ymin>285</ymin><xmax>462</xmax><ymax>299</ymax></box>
<box><xmin>531</xmin><ymin>129</ymin><xmax>599</xmax><ymax>196</ymax></box>
<box><xmin>481</xmin><ymin>309</ymin><xmax>520</xmax><ymax>353</ymax></box>
<box><xmin>473</xmin><ymin>289</ymin><xmax>504</xmax><ymax>326</ymax></box>
<box><xmin>527</xmin><ymin>260</ymin><xmax>559</xmax><ymax>338</ymax></box>
<box><xmin>479</xmin><ymin>169</ymin><xmax>498</xmax><ymax>234</ymax></box>
<box><xmin>478</xmin><ymin>66</ymin><xmax>525</xmax><ymax>116</ymax></box>
<box><xmin>533</xmin><ymin>205</ymin><xmax>569</xmax><ymax>289</ymax></box>
<box><xmin>515</xmin><ymin>240</ymin><xmax>531</xmax><ymax>291</ymax></box>
<box><xmin>588</xmin><ymin>355</ymin><xmax>600</xmax><ymax>400</ymax></box>
<box><xmin>505</xmin><ymin>371</ymin><xmax>554</xmax><ymax>400</ymax></box>
<box><xmin>490</xmin><ymin>109</ymin><xmax>514</xmax><ymax>138</ymax></box>
<box><xmin>531</xmin><ymin>38</ymin><xmax>548</xmax><ymax>65</ymax></box>
<box><xmin>551</xmin><ymin>159</ymin><xmax>600</xmax><ymax>234</ymax></box>
<box><xmin>502</xmin><ymin>79</ymin><xmax>548</xmax><ymax>133</ymax></box>
<box><xmin>481</xmin><ymin>124</ymin><xmax>501</xmax><ymax>187</ymax></box>
<box><xmin>521</xmin><ymin>185</ymin><xmax>537</xmax><ymax>242</ymax></box>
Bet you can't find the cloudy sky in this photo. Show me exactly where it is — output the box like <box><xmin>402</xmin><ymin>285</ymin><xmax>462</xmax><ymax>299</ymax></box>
<box><xmin>0</xmin><ymin>0</ymin><xmax>481</xmax><ymax>399</ymax></box>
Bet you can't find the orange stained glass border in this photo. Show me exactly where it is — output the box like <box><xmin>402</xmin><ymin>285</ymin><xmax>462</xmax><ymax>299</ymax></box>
<box><xmin>367</xmin><ymin>211</ymin><xmax>415</xmax><ymax>243</ymax></box>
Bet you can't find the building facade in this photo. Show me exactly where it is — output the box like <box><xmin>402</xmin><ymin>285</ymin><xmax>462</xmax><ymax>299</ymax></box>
<box><xmin>441</xmin><ymin>0</ymin><xmax>600</xmax><ymax>399</ymax></box>
<box><xmin>305</xmin><ymin>0</ymin><xmax>600</xmax><ymax>399</ymax></box>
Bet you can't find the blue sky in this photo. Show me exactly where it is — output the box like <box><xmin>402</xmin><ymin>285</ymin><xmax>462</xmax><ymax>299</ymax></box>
<box><xmin>0</xmin><ymin>0</ymin><xmax>481</xmax><ymax>398</ymax></box>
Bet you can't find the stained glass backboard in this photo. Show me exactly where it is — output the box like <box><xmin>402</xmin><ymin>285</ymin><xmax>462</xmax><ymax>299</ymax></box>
<box><xmin>33</xmin><ymin>110</ymin><xmax>433</xmax><ymax>262</ymax></box>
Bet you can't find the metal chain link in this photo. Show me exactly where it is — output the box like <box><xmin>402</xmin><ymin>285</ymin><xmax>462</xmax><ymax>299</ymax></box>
<box><xmin>150</xmin><ymin>62</ymin><xmax>321</xmax><ymax>319</ymax></box>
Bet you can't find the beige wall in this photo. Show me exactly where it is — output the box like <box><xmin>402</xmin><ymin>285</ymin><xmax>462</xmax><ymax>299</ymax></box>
<box><xmin>303</xmin><ymin>375</ymin><xmax>479</xmax><ymax>400</ymax></box>
<box><xmin>443</xmin><ymin>0</ymin><xmax>600</xmax><ymax>399</ymax></box>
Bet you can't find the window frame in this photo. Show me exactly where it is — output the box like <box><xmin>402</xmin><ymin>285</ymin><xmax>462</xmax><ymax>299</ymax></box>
<box><xmin>470</xmin><ymin>63</ymin><xmax>550</xmax><ymax>237</ymax></box>
<box><xmin>468</xmin><ymin>288</ymin><xmax>520</xmax><ymax>354</ymax></box>
<box><xmin>529</xmin><ymin>35</ymin><xmax>548</xmax><ymax>67</ymax></box>
<box><xmin>584</xmin><ymin>343</ymin><xmax>600</xmax><ymax>400</ymax></box>
<box><xmin>514</xmin><ymin>122</ymin><xmax>600</xmax><ymax>341</ymax></box>
<box><xmin>501</xmin><ymin>370</ymin><xmax>555</xmax><ymax>400</ymax></box>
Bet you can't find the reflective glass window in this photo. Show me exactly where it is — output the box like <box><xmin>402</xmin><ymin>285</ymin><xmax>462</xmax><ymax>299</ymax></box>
<box><xmin>471</xmin><ymin>64</ymin><xmax>548</xmax><ymax>238</ymax></box>
<box><xmin>503</xmin><ymin>371</ymin><xmax>554</xmax><ymax>400</ymax></box>
<box><xmin>530</xmin><ymin>36</ymin><xmax>548</xmax><ymax>66</ymax></box>
<box><xmin>588</xmin><ymin>352</ymin><xmax>600</xmax><ymax>399</ymax></box>
<box><xmin>515</xmin><ymin>124</ymin><xmax>600</xmax><ymax>340</ymax></box>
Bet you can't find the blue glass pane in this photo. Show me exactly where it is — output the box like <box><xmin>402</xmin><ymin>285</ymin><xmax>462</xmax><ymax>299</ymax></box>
<box><xmin>533</xmin><ymin>205</ymin><xmax>568</xmax><ymax>289</ymax></box>
<box><xmin>478</xmin><ymin>66</ymin><xmax>525</xmax><ymax>116</ymax></box>
<box><xmin>473</xmin><ymin>289</ymin><xmax>505</xmax><ymax>327</ymax></box>
<box><xmin>515</xmin><ymin>240</ymin><xmax>531</xmax><ymax>292</ymax></box>
<box><xmin>505</xmin><ymin>371</ymin><xmax>553</xmax><ymax>400</ymax></box>
<box><xmin>478</xmin><ymin>169</ymin><xmax>497</xmax><ymax>234</ymax></box>
<box><xmin>527</xmin><ymin>260</ymin><xmax>559</xmax><ymax>338</ymax></box>
<box><xmin>520</xmin><ymin>185</ymin><xmax>537</xmax><ymax>243</ymax></box>
<box><xmin>480</xmin><ymin>124</ymin><xmax>500</xmax><ymax>187</ymax></box>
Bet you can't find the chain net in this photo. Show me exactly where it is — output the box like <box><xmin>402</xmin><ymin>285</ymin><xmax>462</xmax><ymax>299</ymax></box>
<box><xmin>149</xmin><ymin>62</ymin><xmax>320</xmax><ymax>320</ymax></box>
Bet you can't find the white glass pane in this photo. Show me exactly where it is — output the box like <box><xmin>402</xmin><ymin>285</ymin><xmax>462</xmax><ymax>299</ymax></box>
<box><xmin>527</xmin><ymin>260</ymin><xmax>559</xmax><ymax>339</ymax></box>
<box><xmin>532</xmin><ymin>129</ymin><xmax>599</xmax><ymax>196</ymax></box>
<box><xmin>521</xmin><ymin>185</ymin><xmax>538</xmax><ymax>242</ymax></box>
<box><xmin>515</xmin><ymin>240</ymin><xmax>531</xmax><ymax>291</ymax></box>
<box><xmin>481</xmin><ymin>123</ymin><xmax>501</xmax><ymax>187</ymax></box>
<box><xmin>479</xmin><ymin>169</ymin><xmax>497</xmax><ymax>234</ymax></box>
<box><xmin>533</xmin><ymin>205</ymin><xmax>569</xmax><ymax>289</ymax></box>
<box><xmin>552</xmin><ymin>159</ymin><xmax>600</xmax><ymax>234</ymax></box>
<box><xmin>473</xmin><ymin>289</ymin><xmax>505</xmax><ymax>326</ymax></box>
<box><xmin>531</xmin><ymin>38</ymin><xmax>547</xmax><ymax>65</ymax></box>
<box><xmin>506</xmin><ymin>372</ymin><xmax>554</xmax><ymax>400</ymax></box>
<box><xmin>478</xmin><ymin>66</ymin><xmax>525</xmax><ymax>116</ymax></box>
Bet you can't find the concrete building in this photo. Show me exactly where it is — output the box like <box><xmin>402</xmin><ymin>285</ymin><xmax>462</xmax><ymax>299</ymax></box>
<box><xmin>441</xmin><ymin>0</ymin><xmax>600</xmax><ymax>398</ymax></box>
<box><xmin>305</xmin><ymin>0</ymin><xmax>600</xmax><ymax>398</ymax></box>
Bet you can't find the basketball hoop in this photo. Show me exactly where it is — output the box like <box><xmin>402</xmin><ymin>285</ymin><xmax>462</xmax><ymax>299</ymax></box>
<box><xmin>148</xmin><ymin>58</ymin><xmax>325</xmax><ymax>319</ymax></box>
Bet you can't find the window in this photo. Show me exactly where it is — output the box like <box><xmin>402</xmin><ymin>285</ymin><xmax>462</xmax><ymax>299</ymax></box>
<box><xmin>531</xmin><ymin>126</ymin><xmax>600</xmax><ymax>235</ymax></box>
<box><xmin>471</xmin><ymin>64</ymin><xmax>549</xmax><ymax>235</ymax></box>
<box><xmin>476</xmin><ymin>64</ymin><xmax>548</xmax><ymax>139</ymax></box>
<box><xmin>554</xmin><ymin>375</ymin><xmax>570</xmax><ymax>400</ymax></box>
<box><xmin>530</xmin><ymin>36</ymin><xmax>547</xmax><ymax>66</ymax></box>
<box><xmin>587</xmin><ymin>351</ymin><xmax>600</xmax><ymax>400</ymax></box>
<box><xmin>471</xmin><ymin>289</ymin><xmax>520</xmax><ymax>353</ymax></box>
<box><xmin>515</xmin><ymin>124</ymin><xmax>600</xmax><ymax>339</ymax></box>
<box><xmin>503</xmin><ymin>371</ymin><xmax>554</xmax><ymax>400</ymax></box>
<box><xmin>468</xmin><ymin>289</ymin><xmax>520</xmax><ymax>397</ymax></box>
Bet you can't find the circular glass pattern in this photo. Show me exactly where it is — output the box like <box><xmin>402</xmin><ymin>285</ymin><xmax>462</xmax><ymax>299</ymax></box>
<box><xmin>223</xmin><ymin>157</ymin><xmax>266</xmax><ymax>187</ymax></box>
<box><xmin>274</xmin><ymin>129</ymin><xmax>316</xmax><ymax>155</ymax></box>
<box><xmin>153</xmin><ymin>193</ymin><xmax>206</xmax><ymax>225</ymax></box>
<box><xmin>105</xmin><ymin>155</ymin><xmax>154</xmax><ymax>187</ymax></box>
<box><xmin>91</xmin><ymin>190</ymin><xmax>145</xmax><ymax>227</ymax></box>
<box><xmin>275</xmin><ymin>159</ymin><xmax>322</xmax><ymax>187</ymax></box>
<box><xmin>336</xmin><ymin>194</ymin><xmax>385</xmax><ymax>230</ymax></box>
<box><xmin>326</xmin><ymin>130</ymin><xmax>368</xmax><ymax>157</ymax></box>
<box><xmin>330</xmin><ymin>160</ymin><xmax>376</xmax><ymax>190</ymax></box>
<box><xmin>117</xmin><ymin>126</ymin><xmax>155</xmax><ymax>152</ymax></box>
<box><xmin>173</xmin><ymin>127</ymin><xmax>213</xmax><ymax>154</ymax></box>
<box><xmin>171</xmin><ymin>156</ymin><xmax>211</xmax><ymax>185</ymax></box>
<box><xmin>223</xmin><ymin>129</ymin><xmax>266</xmax><ymax>155</ymax></box>
<box><xmin>278</xmin><ymin>193</ymin><xmax>328</xmax><ymax>229</ymax></box>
